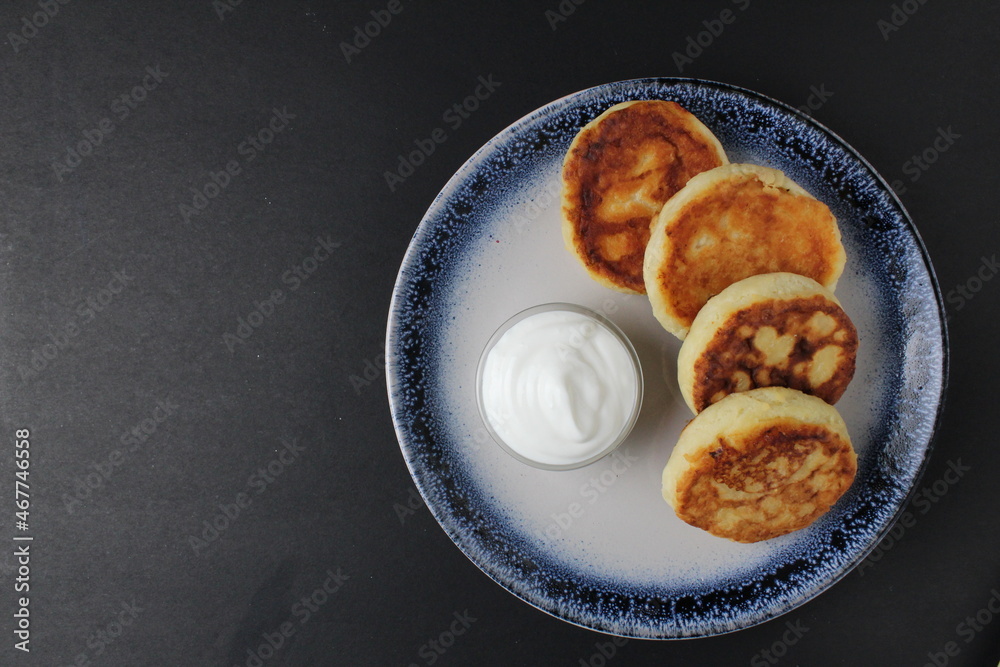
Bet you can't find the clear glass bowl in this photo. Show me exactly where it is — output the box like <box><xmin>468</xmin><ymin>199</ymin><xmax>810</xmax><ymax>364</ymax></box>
<box><xmin>476</xmin><ymin>303</ymin><xmax>644</xmax><ymax>471</ymax></box>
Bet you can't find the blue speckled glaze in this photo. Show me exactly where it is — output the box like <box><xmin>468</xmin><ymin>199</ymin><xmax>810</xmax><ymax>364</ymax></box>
<box><xmin>385</xmin><ymin>79</ymin><xmax>948</xmax><ymax>638</ymax></box>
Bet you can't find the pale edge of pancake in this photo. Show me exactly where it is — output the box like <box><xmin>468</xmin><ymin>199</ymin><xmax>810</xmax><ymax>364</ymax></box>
<box><xmin>661</xmin><ymin>386</ymin><xmax>856</xmax><ymax>517</ymax></box>
<box><xmin>560</xmin><ymin>100</ymin><xmax>729</xmax><ymax>295</ymax></box>
<box><xmin>642</xmin><ymin>163</ymin><xmax>847</xmax><ymax>340</ymax></box>
<box><xmin>676</xmin><ymin>272</ymin><xmax>843</xmax><ymax>414</ymax></box>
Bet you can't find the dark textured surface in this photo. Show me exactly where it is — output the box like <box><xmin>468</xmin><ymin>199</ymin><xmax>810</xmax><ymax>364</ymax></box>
<box><xmin>0</xmin><ymin>1</ymin><xmax>997</xmax><ymax>665</ymax></box>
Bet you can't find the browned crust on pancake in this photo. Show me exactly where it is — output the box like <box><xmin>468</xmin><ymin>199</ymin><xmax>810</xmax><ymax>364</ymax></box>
<box><xmin>563</xmin><ymin>101</ymin><xmax>725</xmax><ymax>293</ymax></box>
<box><xmin>656</xmin><ymin>175</ymin><xmax>841</xmax><ymax>326</ymax></box>
<box><xmin>691</xmin><ymin>295</ymin><xmax>858</xmax><ymax>411</ymax></box>
<box><xmin>673</xmin><ymin>420</ymin><xmax>857</xmax><ymax>543</ymax></box>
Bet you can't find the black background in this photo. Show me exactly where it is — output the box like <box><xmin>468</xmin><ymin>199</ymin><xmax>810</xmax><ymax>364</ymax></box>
<box><xmin>0</xmin><ymin>1</ymin><xmax>998</xmax><ymax>665</ymax></box>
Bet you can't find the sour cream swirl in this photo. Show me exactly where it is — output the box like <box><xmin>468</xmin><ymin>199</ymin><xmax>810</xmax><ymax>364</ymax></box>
<box><xmin>479</xmin><ymin>308</ymin><xmax>640</xmax><ymax>467</ymax></box>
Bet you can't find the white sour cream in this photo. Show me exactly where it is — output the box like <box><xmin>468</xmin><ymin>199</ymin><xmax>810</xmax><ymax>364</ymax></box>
<box><xmin>479</xmin><ymin>307</ymin><xmax>641</xmax><ymax>468</ymax></box>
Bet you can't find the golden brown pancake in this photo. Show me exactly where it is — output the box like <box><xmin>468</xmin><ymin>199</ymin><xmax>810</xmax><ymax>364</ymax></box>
<box><xmin>678</xmin><ymin>273</ymin><xmax>858</xmax><ymax>414</ymax></box>
<box><xmin>562</xmin><ymin>100</ymin><xmax>728</xmax><ymax>294</ymax></box>
<box><xmin>643</xmin><ymin>163</ymin><xmax>846</xmax><ymax>338</ymax></box>
<box><xmin>662</xmin><ymin>387</ymin><xmax>857</xmax><ymax>543</ymax></box>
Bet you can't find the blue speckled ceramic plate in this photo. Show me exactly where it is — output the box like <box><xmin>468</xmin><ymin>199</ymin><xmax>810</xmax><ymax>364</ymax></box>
<box><xmin>385</xmin><ymin>78</ymin><xmax>947</xmax><ymax>638</ymax></box>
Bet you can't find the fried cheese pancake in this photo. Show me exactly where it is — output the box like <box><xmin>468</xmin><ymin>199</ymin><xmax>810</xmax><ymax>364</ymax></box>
<box><xmin>678</xmin><ymin>273</ymin><xmax>858</xmax><ymax>414</ymax></box>
<box><xmin>562</xmin><ymin>100</ymin><xmax>728</xmax><ymax>294</ymax></box>
<box><xmin>662</xmin><ymin>387</ymin><xmax>856</xmax><ymax>543</ymax></box>
<box><xmin>643</xmin><ymin>164</ymin><xmax>846</xmax><ymax>339</ymax></box>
